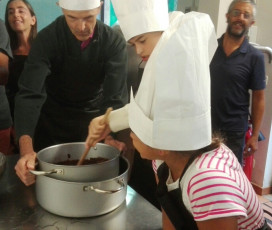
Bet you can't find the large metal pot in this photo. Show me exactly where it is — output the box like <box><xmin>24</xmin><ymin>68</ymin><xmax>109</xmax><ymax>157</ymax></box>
<box><xmin>37</xmin><ymin>201</ymin><xmax>127</xmax><ymax>230</ymax></box>
<box><xmin>35</xmin><ymin>157</ymin><xmax>129</xmax><ymax>217</ymax></box>
<box><xmin>31</xmin><ymin>142</ymin><xmax>120</xmax><ymax>182</ymax></box>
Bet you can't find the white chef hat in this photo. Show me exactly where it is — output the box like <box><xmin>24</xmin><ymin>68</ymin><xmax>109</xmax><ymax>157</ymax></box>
<box><xmin>111</xmin><ymin>0</ymin><xmax>169</xmax><ymax>41</ymax></box>
<box><xmin>58</xmin><ymin>0</ymin><xmax>100</xmax><ymax>11</ymax></box>
<box><xmin>128</xmin><ymin>12</ymin><xmax>218</xmax><ymax>151</ymax></box>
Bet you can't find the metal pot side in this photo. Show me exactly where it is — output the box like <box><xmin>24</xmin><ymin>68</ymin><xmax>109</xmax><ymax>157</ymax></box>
<box><xmin>36</xmin><ymin>142</ymin><xmax>120</xmax><ymax>182</ymax></box>
<box><xmin>35</xmin><ymin>157</ymin><xmax>129</xmax><ymax>218</ymax></box>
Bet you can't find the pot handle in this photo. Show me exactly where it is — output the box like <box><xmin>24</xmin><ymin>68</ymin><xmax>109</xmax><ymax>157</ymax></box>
<box><xmin>83</xmin><ymin>178</ymin><xmax>125</xmax><ymax>194</ymax></box>
<box><xmin>29</xmin><ymin>169</ymin><xmax>64</xmax><ymax>176</ymax></box>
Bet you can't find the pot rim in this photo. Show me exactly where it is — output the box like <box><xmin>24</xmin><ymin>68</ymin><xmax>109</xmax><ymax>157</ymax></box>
<box><xmin>36</xmin><ymin>142</ymin><xmax>120</xmax><ymax>168</ymax></box>
<box><xmin>38</xmin><ymin>156</ymin><xmax>129</xmax><ymax>185</ymax></box>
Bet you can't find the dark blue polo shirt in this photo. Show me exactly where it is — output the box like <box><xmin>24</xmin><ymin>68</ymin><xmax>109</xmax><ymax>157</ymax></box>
<box><xmin>210</xmin><ymin>34</ymin><xmax>266</xmax><ymax>132</ymax></box>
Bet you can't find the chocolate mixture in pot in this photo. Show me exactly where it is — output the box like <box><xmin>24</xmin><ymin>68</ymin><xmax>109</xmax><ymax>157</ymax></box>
<box><xmin>56</xmin><ymin>157</ymin><xmax>109</xmax><ymax>165</ymax></box>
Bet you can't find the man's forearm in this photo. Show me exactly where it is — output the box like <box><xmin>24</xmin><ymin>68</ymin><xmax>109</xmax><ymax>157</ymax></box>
<box><xmin>251</xmin><ymin>90</ymin><xmax>265</xmax><ymax>137</ymax></box>
<box><xmin>19</xmin><ymin>135</ymin><xmax>35</xmax><ymax>156</ymax></box>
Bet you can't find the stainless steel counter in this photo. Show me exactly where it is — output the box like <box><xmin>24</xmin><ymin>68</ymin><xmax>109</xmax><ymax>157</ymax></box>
<box><xmin>0</xmin><ymin>155</ymin><xmax>162</xmax><ymax>230</ymax></box>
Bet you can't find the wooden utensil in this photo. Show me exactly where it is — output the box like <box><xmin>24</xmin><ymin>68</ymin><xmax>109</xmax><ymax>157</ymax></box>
<box><xmin>77</xmin><ymin>107</ymin><xmax>113</xmax><ymax>166</ymax></box>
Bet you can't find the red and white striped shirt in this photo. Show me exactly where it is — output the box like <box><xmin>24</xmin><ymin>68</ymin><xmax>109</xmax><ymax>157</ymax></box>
<box><xmin>154</xmin><ymin>144</ymin><xmax>265</xmax><ymax>230</ymax></box>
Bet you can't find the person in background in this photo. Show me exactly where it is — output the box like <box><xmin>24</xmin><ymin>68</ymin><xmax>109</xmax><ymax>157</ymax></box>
<box><xmin>85</xmin><ymin>0</ymin><xmax>270</xmax><ymax>229</ymax></box>
<box><xmin>14</xmin><ymin>0</ymin><xmax>128</xmax><ymax>186</ymax></box>
<box><xmin>210</xmin><ymin>0</ymin><xmax>266</xmax><ymax>164</ymax></box>
<box><xmin>0</xmin><ymin>19</ymin><xmax>13</xmax><ymax>155</ymax></box>
<box><xmin>5</xmin><ymin>0</ymin><xmax>37</xmax><ymax>155</ymax></box>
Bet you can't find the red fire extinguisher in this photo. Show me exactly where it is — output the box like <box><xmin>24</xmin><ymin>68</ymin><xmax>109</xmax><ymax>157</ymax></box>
<box><xmin>243</xmin><ymin>122</ymin><xmax>254</xmax><ymax>181</ymax></box>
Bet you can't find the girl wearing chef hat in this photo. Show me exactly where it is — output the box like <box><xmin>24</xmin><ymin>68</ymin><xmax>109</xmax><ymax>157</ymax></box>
<box><xmin>86</xmin><ymin>0</ymin><xmax>267</xmax><ymax>229</ymax></box>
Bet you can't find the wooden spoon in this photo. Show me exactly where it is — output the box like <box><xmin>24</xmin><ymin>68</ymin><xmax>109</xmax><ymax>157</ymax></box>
<box><xmin>77</xmin><ymin>107</ymin><xmax>113</xmax><ymax>166</ymax></box>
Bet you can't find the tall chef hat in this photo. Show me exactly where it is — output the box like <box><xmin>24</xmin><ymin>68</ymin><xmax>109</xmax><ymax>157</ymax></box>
<box><xmin>128</xmin><ymin>12</ymin><xmax>217</xmax><ymax>151</ymax></box>
<box><xmin>111</xmin><ymin>0</ymin><xmax>169</xmax><ymax>41</ymax></box>
<box><xmin>58</xmin><ymin>0</ymin><xmax>100</xmax><ymax>11</ymax></box>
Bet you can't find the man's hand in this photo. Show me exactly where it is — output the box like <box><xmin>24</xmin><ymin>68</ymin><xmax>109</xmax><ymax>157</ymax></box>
<box><xmin>243</xmin><ymin>135</ymin><xmax>258</xmax><ymax>157</ymax></box>
<box><xmin>15</xmin><ymin>135</ymin><xmax>36</xmax><ymax>186</ymax></box>
<box><xmin>14</xmin><ymin>153</ymin><xmax>36</xmax><ymax>186</ymax></box>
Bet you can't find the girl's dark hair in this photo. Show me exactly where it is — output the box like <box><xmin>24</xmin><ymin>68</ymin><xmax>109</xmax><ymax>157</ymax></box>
<box><xmin>5</xmin><ymin>0</ymin><xmax>37</xmax><ymax>51</ymax></box>
<box><xmin>177</xmin><ymin>132</ymin><xmax>224</xmax><ymax>156</ymax></box>
<box><xmin>197</xmin><ymin>132</ymin><xmax>224</xmax><ymax>154</ymax></box>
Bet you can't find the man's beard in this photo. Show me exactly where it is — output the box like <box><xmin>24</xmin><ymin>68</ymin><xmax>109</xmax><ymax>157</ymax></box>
<box><xmin>227</xmin><ymin>23</ymin><xmax>248</xmax><ymax>39</ymax></box>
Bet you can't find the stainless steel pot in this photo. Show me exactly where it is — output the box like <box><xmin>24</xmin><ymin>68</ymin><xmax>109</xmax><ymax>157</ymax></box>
<box><xmin>37</xmin><ymin>201</ymin><xmax>127</xmax><ymax>230</ymax></box>
<box><xmin>35</xmin><ymin>157</ymin><xmax>129</xmax><ymax>217</ymax></box>
<box><xmin>31</xmin><ymin>142</ymin><xmax>120</xmax><ymax>182</ymax></box>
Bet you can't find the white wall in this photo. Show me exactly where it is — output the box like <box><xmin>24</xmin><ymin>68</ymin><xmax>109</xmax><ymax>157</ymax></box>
<box><xmin>198</xmin><ymin>0</ymin><xmax>220</xmax><ymax>35</ymax></box>
<box><xmin>216</xmin><ymin>0</ymin><xmax>232</xmax><ymax>37</ymax></box>
<box><xmin>252</xmin><ymin>52</ymin><xmax>272</xmax><ymax>189</ymax></box>
<box><xmin>177</xmin><ymin>0</ymin><xmax>200</xmax><ymax>12</ymax></box>
<box><xmin>255</xmin><ymin>0</ymin><xmax>272</xmax><ymax>47</ymax></box>
<box><xmin>265</xmin><ymin>125</ymin><xmax>272</xmax><ymax>187</ymax></box>
<box><xmin>198</xmin><ymin>0</ymin><xmax>232</xmax><ymax>37</ymax></box>
<box><xmin>253</xmin><ymin>0</ymin><xmax>272</xmax><ymax>188</ymax></box>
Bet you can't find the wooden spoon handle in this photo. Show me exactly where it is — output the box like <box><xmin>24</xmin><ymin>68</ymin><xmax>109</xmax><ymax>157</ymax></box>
<box><xmin>77</xmin><ymin>146</ymin><xmax>91</xmax><ymax>166</ymax></box>
<box><xmin>77</xmin><ymin>107</ymin><xmax>113</xmax><ymax>166</ymax></box>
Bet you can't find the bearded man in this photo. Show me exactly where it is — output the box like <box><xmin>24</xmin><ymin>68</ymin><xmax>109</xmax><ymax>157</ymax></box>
<box><xmin>210</xmin><ymin>0</ymin><xmax>265</xmax><ymax>164</ymax></box>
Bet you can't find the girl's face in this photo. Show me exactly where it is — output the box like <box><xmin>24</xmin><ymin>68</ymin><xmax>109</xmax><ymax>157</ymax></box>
<box><xmin>128</xmin><ymin>31</ymin><xmax>162</xmax><ymax>62</ymax></box>
<box><xmin>130</xmin><ymin>132</ymin><xmax>161</xmax><ymax>160</ymax></box>
<box><xmin>7</xmin><ymin>0</ymin><xmax>36</xmax><ymax>34</ymax></box>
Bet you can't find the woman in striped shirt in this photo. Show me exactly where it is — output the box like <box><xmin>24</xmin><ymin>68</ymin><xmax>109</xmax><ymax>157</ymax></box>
<box><xmin>145</xmin><ymin>135</ymin><xmax>268</xmax><ymax>230</ymax></box>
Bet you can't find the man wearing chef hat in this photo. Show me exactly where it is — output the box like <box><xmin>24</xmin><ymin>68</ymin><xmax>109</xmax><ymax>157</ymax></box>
<box><xmin>85</xmin><ymin>0</ymin><xmax>269</xmax><ymax>229</ymax></box>
<box><xmin>14</xmin><ymin>0</ymin><xmax>128</xmax><ymax>186</ymax></box>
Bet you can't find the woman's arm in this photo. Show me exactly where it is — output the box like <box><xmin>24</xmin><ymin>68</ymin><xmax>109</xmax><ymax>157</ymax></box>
<box><xmin>196</xmin><ymin>216</ymin><xmax>238</xmax><ymax>230</ymax></box>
